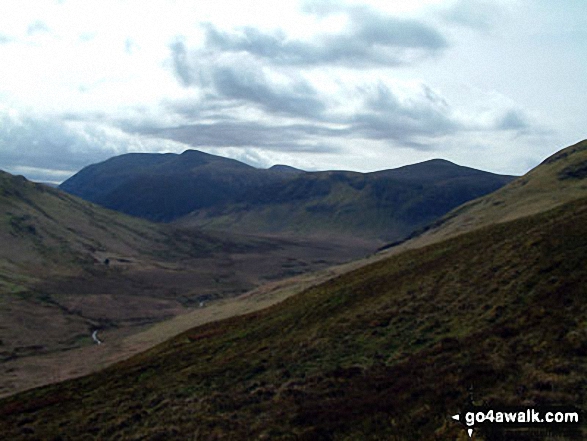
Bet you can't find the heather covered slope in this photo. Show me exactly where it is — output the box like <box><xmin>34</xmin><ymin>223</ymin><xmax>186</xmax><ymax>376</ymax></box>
<box><xmin>1</xmin><ymin>194</ymin><xmax>585</xmax><ymax>440</ymax></box>
<box><xmin>60</xmin><ymin>150</ymin><xmax>514</xmax><ymax>241</ymax></box>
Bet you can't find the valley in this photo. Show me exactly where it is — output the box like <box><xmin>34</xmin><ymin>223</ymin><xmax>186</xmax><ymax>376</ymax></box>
<box><xmin>0</xmin><ymin>140</ymin><xmax>585</xmax><ymax>439</ymax></box>
<box><xmin>0</xmin><ymin>170</ymin><xmax>376</xmax><ymax>397</ymax></box>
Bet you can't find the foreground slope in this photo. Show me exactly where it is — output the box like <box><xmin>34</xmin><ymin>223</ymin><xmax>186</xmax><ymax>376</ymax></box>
<box><xmin>60</xmin><ymin>150</ymin><xmax>514</xmax><ymax>241</ymax></box>
<box><xmin>1</xmin><ymin>194</ymin><xmax>585</xmax><ymax>439</ymax></box>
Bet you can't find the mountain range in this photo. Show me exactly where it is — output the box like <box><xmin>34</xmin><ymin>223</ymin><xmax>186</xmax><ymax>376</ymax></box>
<box><xmin>0</xmin><ymin>140</ymin><xmax>585</xmax><ymax>439</ymax></box>
<box><xmin>60</xmin><ymin>151</ymin><xmax>515</xmax><ymax>241</ymax></box>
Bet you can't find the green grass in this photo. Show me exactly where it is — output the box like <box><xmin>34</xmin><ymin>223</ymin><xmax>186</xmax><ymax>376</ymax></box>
<box><xmin>404</xmin><ymin>139</ymin><xmax>587</xmax><ymax>250</ymax></box>
<box><xmin>1</xmin><ymin>196</ymin><xmax>585</xmax><ymax>440</ymax></box>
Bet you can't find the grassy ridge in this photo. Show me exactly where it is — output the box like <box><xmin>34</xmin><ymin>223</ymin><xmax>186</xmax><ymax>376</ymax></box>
<box><xmin>400</xmin><ymin>139</ymin><xmax>587</xmax><ymax>249</ymax></box>
<box><xmin>1</xmin><ymin>196</ymin><xmax>585</xmax><ymax>440</ymax></box>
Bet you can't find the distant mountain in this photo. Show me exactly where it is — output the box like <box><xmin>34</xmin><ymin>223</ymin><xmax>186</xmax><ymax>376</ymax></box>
<box><xmin>268</xmin><ymin>164</ymin><xmax>305</xmax><ymax>174</ymax></box>
<box><xmin>60</xmin><ymin>151</ymin><xmax>515</xmax><ymax>242</ymax></box>
<box><xmin>59</xmin><ymin>150</ymin><xmax>292</xmax><ymax>222</ymax></box>
<box><xmin>3</xmin><ymin>144</ymin><xmax>585</xmax><ymax>440</ymax></box>
<box><xmin>384</xmin><ymin>139</ymin><xmax>587</xmax><ymax>252</ymax></box>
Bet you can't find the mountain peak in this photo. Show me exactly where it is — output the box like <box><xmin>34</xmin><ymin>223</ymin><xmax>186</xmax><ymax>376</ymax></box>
<box><xmin>268</xmin><ymin>164</ymin><xmax>305</xmax><ymax>174</ymax></box>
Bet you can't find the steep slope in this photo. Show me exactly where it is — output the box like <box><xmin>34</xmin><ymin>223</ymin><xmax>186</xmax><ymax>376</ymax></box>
<box><xmin>0</xmin><ymin>169</ymin><xmax>280</xmax><ymax>288</ymax></box>
<box><xmin>0</xmin><ymin>170</ymin><xmax>375</xmax><ymax>398</ymax></box>
<box><xmin>387</xmin><ymin>139</ymin><xmax>587</xmax><ymax>251</ymax></box>
<box><xmin>60</xmin><ymin>149</ymin><xmax>513</xmax><ymax>241</ymax></box>
<box><xmin>1</xmin><ymin>188</ymin><xmax>584</xmax><ymax>438</ymax></box>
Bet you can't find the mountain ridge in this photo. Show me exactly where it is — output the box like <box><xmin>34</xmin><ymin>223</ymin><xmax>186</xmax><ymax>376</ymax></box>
<box><xmin>380</xmin><ymin>139</ymin><xmax>587</xmax><ymax>253</ymax></box>
<box><xmin>61</xmin><ymin>150</ymin><xmax>515</xmax><ymax>241</ymax></box>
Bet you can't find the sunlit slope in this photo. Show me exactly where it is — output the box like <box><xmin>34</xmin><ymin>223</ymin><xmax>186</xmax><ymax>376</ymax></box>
<box><xmin>0</xmin><ymin>170</ymin><xmax>230</xmax><ymax>290</ymax></box>
<box><xmin>1</xmin><ymin>195</ymin><xmax>585</xmax><ymax>439</ymax></box>
<box><xmin>393</xmin><ymin>139</ymin><xmax>587</xmax><ymax>251</ymax></box>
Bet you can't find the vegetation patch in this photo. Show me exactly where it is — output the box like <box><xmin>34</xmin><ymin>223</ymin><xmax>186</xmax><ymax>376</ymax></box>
<box><xmin>0</xmin><ymin>196</ymin><xmax>585</xmax><ymax>440</ymax></box>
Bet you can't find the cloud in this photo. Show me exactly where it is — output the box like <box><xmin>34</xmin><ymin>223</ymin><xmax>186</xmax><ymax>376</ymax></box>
<box><xmin>441</xmin><ymin>0</ymin><xmax>505</xmax><ymax>30</ymax></box>
<box><xmin>139</xmin><ymin>120</ymin><xmax>342</xmax><ymax>154</ymax></box>
<box><xmin>27</xmin><ymin>20</ymin><xmax>50</xmax><ymax>35</ymax></box>
<box><xmin>495</xmin><ymin>109</ymin><xmax>529</xmax><ymax>131</ymax></box>
<box><xmin>0</xmin><ymin>110</ymin><xmax>184</xmax><ymax>183</ymax></box>
<box><xmin>124</xmin><ymin>38</ymin><xmax>139</xmax><ymax>55</ymax></box>
<box><xmin>0</xmin><ymin>114</ymin><xmax>112</xmax><ymax>181</ymax></box>
<box><xmin>346</xmin><ymin>82</ymin><xmax>460</xmax><ymax>146</ymax></box>
<box><xmin>209</xmin><ymin>65</ymin><xmax>326</xmax><ymax>118</ymax></box>
<box><xmin>169</xmin><ymin>39</ymin><xmax>196</xmax><ymax>87</ymax></box>
<box><xmin>203</xmin><ymin>4</ymin><xmax>447</xmax><ymax>67</ymax></box>
<box><xmin>137</xmin><ymin>76</ymin><xmax>472</xmax><ymax>155</ymax></box>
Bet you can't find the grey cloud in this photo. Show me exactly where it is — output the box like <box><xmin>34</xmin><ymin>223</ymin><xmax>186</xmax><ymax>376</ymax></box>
<box><xmin>0</xmin><ymin>114</ymin><xmax>121</xmax><ymax>183</ymax></box>
<box><xmin>496</xmin><ymin>109</ymin><xmax>530</xmax><ymax>130</ymax></box>
<box><xmin>204</xmin><ymin>25</ymin><xmax>287</xmax><ymax>59</ymax></box>
<box><xmin>141</xmin><ymin>121</ymin><xmax>341</xmax><ymax>154</ymax></box>
<box><xmin>210</xmin><ymin>66</ymin><xmax>325</xmax><ymax>118</ymax></box>
<box><xmin>146</xmin><ymin>71</ymin><xmax>462</xmax><ymax>155</ymax></box>
<box><xmin>169</xmin><ymin>39</ymin><xmax>196</xmax><ymax>87</ymax></box>
<box><xmin>125</xmin><ymin>38</ymin><xmax>139</xmax><ymax>54</ymax></box>
<box><xmin>301</xmin><ymin>0</ymin><xmax>338</xmax><ymax>17</ymax></box>
<box><xmin>442</xmin><ymin>0</ymin><xmax>503</xmax><ymax>30</ymax></box>
<box><xmin>138</xmin><ymin>81</ymin><xmax>460</xmax><ymax>154</ymax></box>
<box><xmin>27</xmin><ymin>20</ymin><xmax>50</xmax><ymax>35</ymax></box>
<box><xmin>79</xmin><ymin>32</ymin><xmax>96</xmax><ymax>42</ymax></box>
<box><xmin>349</xmin><ymin>82</ymin><xmax>458</xmax><ymax>145</ymax></box>
<box><xmin>348</xmin><ymin>6</ymin><xmax>446</xmax><ymax>50</ymax></box>
<box><xmin>203</xmin><ymin>5</ymin><xmax>447</xmax><ymax>67</ymax></box>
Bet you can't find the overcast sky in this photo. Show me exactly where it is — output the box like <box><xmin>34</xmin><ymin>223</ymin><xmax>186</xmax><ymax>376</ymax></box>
<box><xmin>0</xmin><ymin>0</ymin><xmax>585</xmax><ymax>183</ymax></box>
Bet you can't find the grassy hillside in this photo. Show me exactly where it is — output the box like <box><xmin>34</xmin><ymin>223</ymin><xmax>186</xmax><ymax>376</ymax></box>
<box><xmin>388</xmin><ymin>139</ymin><xmax>587</xmax><ymax>251</ymax></box>
<box><xmin>0</xmin><ymin>170</ymin><xmax>375</xmax><ymax>398</ymax></box>
<box><xmin>1</xmin><ymin>194</ymin><xmax>584</xmax><ymax>439</ymax></box>
<box><xmin>1</xmin><ymin>168</ymin><xmax>291</xmax><ymax>299</ymax></box>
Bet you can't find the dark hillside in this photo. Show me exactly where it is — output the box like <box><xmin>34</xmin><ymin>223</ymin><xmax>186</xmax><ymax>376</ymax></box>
<box><xmin>179</xmin><ymin>158</ymin><xmax>514</xmax><ymax>241</ymax></box>
<box><xmin>61</xmin><ymin>150</ymin><xmax>514</xmax><ymax>240</ymax></box>
<box><xmin>60</xmin><ymin>150</ymin><xmax>289</xmax><ymax>222</ymax></box>
<box><xmin>1</xmin><ymin>195</ymin><xmax>585</xmax><ymax>440</ymax></box>
<box><xmin>386</xmin><ymin>139</ymin><xmax>587</xmax><ymax>252</ymax></box>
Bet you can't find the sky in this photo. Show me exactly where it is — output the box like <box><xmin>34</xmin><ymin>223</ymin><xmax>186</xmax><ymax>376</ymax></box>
<box><xmin>0</xmin><ymin>0</ymin><xmax>585</xmax><ymax>183</ymax></box>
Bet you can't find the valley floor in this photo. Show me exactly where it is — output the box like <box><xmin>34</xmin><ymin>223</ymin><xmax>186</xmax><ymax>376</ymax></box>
<box><xmin>0</xmin><ymin>234</ymin><xmax>378</xmax><ymax>399</ymax></box>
